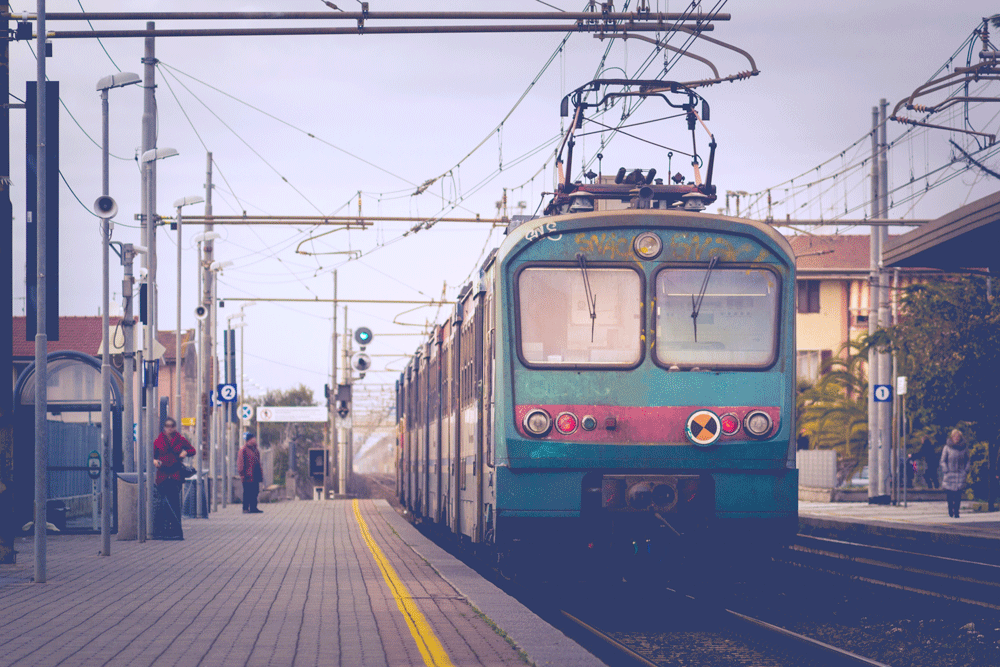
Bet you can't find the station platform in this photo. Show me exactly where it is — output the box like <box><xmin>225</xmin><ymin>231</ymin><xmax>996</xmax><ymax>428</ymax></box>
<box><xmin>0</xmin><ymin>499</ymin><xmax>603</xmax><ymax>667</ymax></box>
<box><xmin>799</xmin><ymin>500</ymin><xmax>1000</xmax><ymax>561</ymax></box>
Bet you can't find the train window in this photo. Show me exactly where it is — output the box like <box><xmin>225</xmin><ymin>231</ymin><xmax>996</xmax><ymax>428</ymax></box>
<box><xmin>518</xmin><ymin>266</ymin><xmax>642</xmax><ymax>367</ymax></box>
<box><xmin>655</xmin><ymin>267</ymin><xmax>779</xmax><ymax>368</ymax></box>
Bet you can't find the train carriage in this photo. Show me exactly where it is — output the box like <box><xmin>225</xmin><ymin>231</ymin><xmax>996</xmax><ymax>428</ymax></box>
<box><xmin>396</xmin><ymin>79</ymin><xmax>798</xmax><ymax>575</ymax></box>
<box><xmin>398</xmin><ymin>205</ymin><xmax>798</xmax><ymax>569</ymax></box>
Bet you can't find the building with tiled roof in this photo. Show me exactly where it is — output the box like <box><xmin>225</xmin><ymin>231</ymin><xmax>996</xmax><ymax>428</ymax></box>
<box><xmin>787</xmin><ymin>235</ymin><xmax>934</xmax><ymax>383</ymax></box>
<box><xmin>11</xmin><ymin>316</ymin><xmax>198</xmax><ymax>433</ymax></box>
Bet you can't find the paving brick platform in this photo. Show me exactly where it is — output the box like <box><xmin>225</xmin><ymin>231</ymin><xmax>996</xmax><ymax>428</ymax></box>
<box><xmin>0</xmin><ymin>500</ymin><xmax>602</xmax><ymax>667</ymax></box>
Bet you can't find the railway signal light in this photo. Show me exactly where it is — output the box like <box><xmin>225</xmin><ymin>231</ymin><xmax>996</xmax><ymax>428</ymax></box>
<box><xmin>355</xmin><ymin>327</ymin><xmax>373</xmax><ymax>350</ymax></box>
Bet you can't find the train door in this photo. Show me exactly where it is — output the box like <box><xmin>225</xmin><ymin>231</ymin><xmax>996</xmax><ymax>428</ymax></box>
<box><xmin>421</xmin><ymin>343</ymin><xmax>432</xmax><ymax>519</ymax></box>
<box><xmin>480</xmin><ymin>260</ymin><xmax>497</xmax><ymax>545</ymax></box>
<box><xmin>450</xmin><ymin>302</ymin><xmax>464</xmax><ymax>535</ymax></box>
<box><xmin>428</xmin><ymin>333</ymin><xmax>441</xmax><ymax>524</ymax></box>
<box><xmin>413</xmin><ymin>354</ymin><xmax>424</xmax><ymax>517</ymax></box>
<box><xmin>396</xmin><ymin>377</ymin><xmax>403</xmax><ymax>501</ymax></box>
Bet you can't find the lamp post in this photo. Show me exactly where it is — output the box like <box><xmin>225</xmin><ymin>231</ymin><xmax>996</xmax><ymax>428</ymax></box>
<box><xmin>172</xmin><ymin>196</ymin><xmax>203</xmax><ymax>430</ymax></box>
<box><xmin>209</xmin><ymin>259</ymin><xmax>233</xmax><ymax>509</ymax></box>
<box><xmin>192</xmin><ymin>231</ymin><xmax>220</xmax><ymax>517</ymax></box>
<box><xmin>139</xmin><ymin>147</ymin><xmax>179</xmax><ymax>540</ymax></box>
<box><xmin>95</xmin><ymin>71</ymin><xmax>140</xmax><ymax>557</ymax></box>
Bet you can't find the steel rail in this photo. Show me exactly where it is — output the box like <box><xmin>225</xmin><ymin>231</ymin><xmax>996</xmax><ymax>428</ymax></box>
<box><xmin>14</xmin><ymin>11</ymin><xmax>729</xmax><ymax>21</ymax></box>
<box><xmin>560</xmin><ymin>598</ymin><xmax>890</xmax><ymax>667</ymax></box>
<box><xmin>785</xmin><ymin>535</ymin><xmax>1000</xmax><ymax>610</ymax></box>
<box><xmin>724</xmin><ymin>609</ymin><xmax>891</xmax><ymax>667</ymax></box>
<box><xmin>559</xmin><ymin>610</ymin><xmax>660</xmax><ymax>667</ymax></box>
<box><xmin>42</xmin><ymin>23</ymin><xmax>714</xmax><ymax>39</ymax></box>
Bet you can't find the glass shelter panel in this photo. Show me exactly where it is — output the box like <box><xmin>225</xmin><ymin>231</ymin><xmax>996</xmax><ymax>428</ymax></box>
<box><xmin>655</xmin><ymin>268</ymin><xmax>779</xmax><ymax>367</ymax></box>
<box><xmin>519</xmin><ymin>267</ymin><xmax>642</xmax><ymax>366</ymax></box>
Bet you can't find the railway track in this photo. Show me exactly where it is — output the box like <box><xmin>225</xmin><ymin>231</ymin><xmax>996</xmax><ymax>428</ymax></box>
<box><xmin>784</xmin><ymin>534</ymin><xmax>1000</xmax><ymax>610</ymax></box>
<box><xmin>555</xmin><ymin>587</ymin><xmax>890</xmax><ymax>667</ymax></box>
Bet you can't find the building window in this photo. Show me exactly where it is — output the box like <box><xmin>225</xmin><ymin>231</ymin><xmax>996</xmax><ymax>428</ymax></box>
<box><xmin>797</xmin><ymin>280</ymin><xmax>821</xmax><ymax>314</ymax></box>
<box><xmin>797</xmin><ymin>350</ymin><xmax>833</xmax><ymax>384</ymax></box>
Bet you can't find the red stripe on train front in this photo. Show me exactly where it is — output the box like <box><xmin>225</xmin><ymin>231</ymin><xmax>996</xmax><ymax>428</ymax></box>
<box><xmin>513</xmin><ymin>405</ymin><xmax>781</xmax><ymax>443</ymax></box>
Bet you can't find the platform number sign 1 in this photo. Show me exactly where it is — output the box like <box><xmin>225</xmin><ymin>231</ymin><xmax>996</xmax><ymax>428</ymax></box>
<box><xmin>218</xmin><ymin>383</ymin><xmax>238</xmax><ymax>403</ymax></box>
<box><xmin>873</xmin><ymin>384</ymin><xmax>893</xmax><ymax>402</ymax></box>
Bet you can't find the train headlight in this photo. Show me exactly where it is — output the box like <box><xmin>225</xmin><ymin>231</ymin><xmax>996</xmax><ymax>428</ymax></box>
<box><xmin>633</xmin><ymin>232</ymin><xmax>662</xmax><ymax>260</ymax></box>
<box><xmin>581</xmin><ymin>415</ymin><xmax>597</xmax><ymax>431</ymax></box>
<box><xmin>523</xmin><ymin>409</ymin><xmax>552</xmax><ymax>437</ymax></box>
<box><xmin>720</xmin><ymin>413</ymin><xmax>741</xmax><ymax>436</ymax></box>
<box><xmin>555</xmin><ymin>412</ymin><xmax>579</xmax><ymax>435</ymax></box>
<box><xmin>744</xmin><ymin>410</ymin><xmax>773</xmax><ymax>438</ymax></box>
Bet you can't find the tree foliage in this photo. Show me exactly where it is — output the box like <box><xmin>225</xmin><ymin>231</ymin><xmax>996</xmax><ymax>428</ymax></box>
<box><xmin>797</xmin><ymin>340</ymin><xmax>869</xmax><ymax>468</ymax></box>
<box><xmin>884</xmin><ymin>278</ymin><xmax>1000</xmax><ymax>445</ymax></box>
<box><xmin>246</xmin><ymin>384</ymin><xmax>325</xmax><ymax>493</ymax></box>
<box><xmin>882</xmin><ymin>277</ymin><xmax>999</xmax><ymax>500</ymax></box>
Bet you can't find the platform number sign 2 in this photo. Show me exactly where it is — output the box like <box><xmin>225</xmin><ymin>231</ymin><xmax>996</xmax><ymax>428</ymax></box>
<box><xmin>218</xmin><ymin>383</ymin><xmax>238</xmax><ymax>403</ymax></box>
<box><xmin>873</xmin><ymin>384</ymin><xmax>893</xmax><ymax>402</ymax></box>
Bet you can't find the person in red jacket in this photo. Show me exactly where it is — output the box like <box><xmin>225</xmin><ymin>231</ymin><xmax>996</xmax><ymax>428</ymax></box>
<box><xmin>237</xmin><ymin>432</ymin><xmax>264</xmax><ymax>514</ymax></box>
<box><xmin>153</xmin><ymin>418</ymin><xmax>196</xmax><ymax>538</ymax></box>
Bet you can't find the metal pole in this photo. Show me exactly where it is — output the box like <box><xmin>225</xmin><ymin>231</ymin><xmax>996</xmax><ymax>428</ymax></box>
<box><xmin>867</xmin><ymin>105</ymin><xmax>880</xmax><ymax>504</ymax></box>
<box><xmin>877</xmin><ymin>99</ymin><xmax>892</xmax><ymax>502</ymax></box>
<box><xmin>0</xmin><ymin>0</ymin><xmax>14</xmax><ymax>567</ymax></box>
<box><xmin>176</xmin><ymin>206</ymin><xmax>183</xmax><ymax>431</ymax></box>
<box><xmin>135</xmin><ymin>344</ymin><xmax>148</xmax><ymax>543</ymax></box>
<box><xmin>214</xmin><ymin>276</ymin><xmax>226</xmax><ymax>509</ymax></box>
<box><xmin>140</xmin><ymin>21</ymin><xmax>156</xmax><ymax>539</ymax></box>
<box><xmin>339</xmin><ymin>307</ymin><xmax>349</xmax><ymax>496</ymax></box>
<box><xmin>122</xmin><ymin>249</ymin><xmax>136</xmax><ymax>474</ymax></box>
<box><xmin>99</xmin><ymin>88</ymin><xmax>111</xmax><ymax>556</ymax></box>
<box><xmin>330</xmin><ymin>271</ymin><xmax>337</xmax><ymax>496</ymax></box>
<box><xmin>144</xmin><ymin>158</ymin><xmax>156</xmax><ymax>538</ymax></box>
<box><xmin>194</xmin><ymin>244</ymin><xmax>204</xmax><ymax>518</ymax></box>
<box><xmin>33</xmin><ymin>0</ymin><xmax>48</xmax><ymax>583</ymax></box>
<box><xmin>204</xmin><ymin>153</ymin><xmax>216</xmax><ymax>511</ymax></box>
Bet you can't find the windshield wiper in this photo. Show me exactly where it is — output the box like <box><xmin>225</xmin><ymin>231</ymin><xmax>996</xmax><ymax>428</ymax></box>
<box><xmin>690</xmin><ymin>256</ymin><xmax>719</xmax><ymax>342</ymax></box>
<box><xmin>576</xmin><ymin>253</ymin><xmax>598</xmax><ymax>343</ymax></box>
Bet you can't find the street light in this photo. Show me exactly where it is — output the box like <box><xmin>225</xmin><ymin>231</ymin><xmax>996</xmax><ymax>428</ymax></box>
<box><xmin>208</xmin><ymin>258</ymin><xmax>232</xmax><ymax>510</ymax></box>
<box><xmin>171</xmin><ymin>196</ymin><xmax>203</xmax><ymax>519</ymax></box>
<box><xmin>192</xmin><ymin>231</ymin><xmax>220</xmax><ymax>514</ymax></box>
<box><xmin>138</xmin><ymin>146</ymin><xmax>179</xmax><ymax>540</ymax></box>
<box><xmin>95</xmin><ymin>71</ymin><xmax>140</xmax><ymax>557</ymax></box>
<box><xmin>172</xmin><ymin>196</ymin><xmax>204</xmax><ymax>428</ymax></box>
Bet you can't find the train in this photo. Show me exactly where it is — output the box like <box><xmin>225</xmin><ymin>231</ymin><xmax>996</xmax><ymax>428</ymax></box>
<box><xmin>395</xmin><ymin>80</ymin><xmax>798</xmax><ymax>577</ymax></box>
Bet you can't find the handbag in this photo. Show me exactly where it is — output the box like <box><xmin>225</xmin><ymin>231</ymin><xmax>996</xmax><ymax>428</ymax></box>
<box><xmin>179</xmin><ymin>464</ymin><xmax>197</xmax><ymax>479</ymax></box>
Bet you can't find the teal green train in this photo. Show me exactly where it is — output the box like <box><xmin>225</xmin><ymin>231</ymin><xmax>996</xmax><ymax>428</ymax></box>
<box><xmin>397</xmin><ymin>202</ymin><xmax>798</xmax><ymax>575</ymax></box>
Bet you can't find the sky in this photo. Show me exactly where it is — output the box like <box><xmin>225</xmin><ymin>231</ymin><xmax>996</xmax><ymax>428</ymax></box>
<box><xmin>9</xmin><ymin>1</ymin><xmax>1000</xmax><ymax>423</ymax></box>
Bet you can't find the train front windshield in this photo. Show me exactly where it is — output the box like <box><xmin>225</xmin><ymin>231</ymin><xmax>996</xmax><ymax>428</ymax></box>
<box><xmin>518</xmin><ymin>267</ymin><xmax>642</xmax><ymax>366</ymax></box>
<box><xmin>655</xmin><ymin>267</ymin><xmax>779</xmax><ymax>368</ymax></box>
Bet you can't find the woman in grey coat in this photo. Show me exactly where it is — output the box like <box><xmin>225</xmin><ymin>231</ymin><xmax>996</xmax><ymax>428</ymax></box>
<box><xmin>939</xmin><ymin>429</ymin><xmax>971</xmax><ymax>518</ymax></box>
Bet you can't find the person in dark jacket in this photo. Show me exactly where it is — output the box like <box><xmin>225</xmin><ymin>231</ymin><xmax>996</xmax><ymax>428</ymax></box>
<box><xmin>237</xmin><ymin>432</ymin><xmax>264</xmax><ymax>514</ymax></box>
<box><xmin>153</xmin><ymin>418</ymin><xmax>196</xmax><ymax>538</ymax></box>
<box><xmin>939</xmin><ymin>429</ymin><xmax>971</xmax><ymax>518</ymax></box>
<box><xmin>917</xmin><ymin>436</ymin><xmax>939</xmax><ymax>489</ymax></box>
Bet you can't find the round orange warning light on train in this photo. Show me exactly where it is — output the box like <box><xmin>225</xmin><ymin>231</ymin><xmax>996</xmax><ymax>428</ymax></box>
<box><xmin>685</xmin><ymin>409</ymin><xmax>722</xmax><ymax>447</ymax></box>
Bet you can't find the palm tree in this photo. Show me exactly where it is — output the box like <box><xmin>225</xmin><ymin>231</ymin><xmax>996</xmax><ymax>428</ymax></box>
<box><xmin>797</xmin><ymin>340</ymin><xmax>869</xmax><ymax>468</ymax></box>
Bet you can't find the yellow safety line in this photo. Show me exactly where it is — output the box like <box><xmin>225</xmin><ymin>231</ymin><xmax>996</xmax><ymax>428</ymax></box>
<box><xmin>352</xmin><ymin>499</ymin><xmax>455</xmax><ymax>667</ymax></box>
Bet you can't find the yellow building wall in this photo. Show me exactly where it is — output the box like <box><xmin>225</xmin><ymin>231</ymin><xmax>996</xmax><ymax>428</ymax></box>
<box><xmin>796</xmin><ymin>280</ymin><xmax>846</xmax><ymax>353</ymax></box>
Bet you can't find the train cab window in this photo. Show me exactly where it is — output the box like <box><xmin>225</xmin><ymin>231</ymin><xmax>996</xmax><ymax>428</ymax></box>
<box><xmin>654</xmin><ymin>267</ymin><xmax>779</xmax><ymax>368</ymax></box>
<box><xmin>518</xmin><ymin>266</ymin><xmax>642</xmax><ymax>367</ymax></box>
